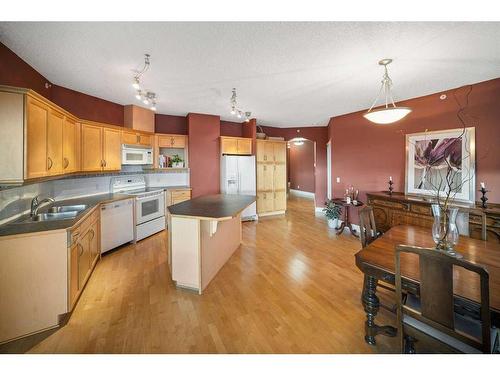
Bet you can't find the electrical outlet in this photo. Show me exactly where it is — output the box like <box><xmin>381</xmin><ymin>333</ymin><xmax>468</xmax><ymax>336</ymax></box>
<box><xmin>297</xmin><ymin>185</ymin><xmax>300</xmax><ymax>189</ymax></box>
<box><xmin>336</xmin><ymin>177</ymin><xmax>341</xmax><ymax>183</ymax></box>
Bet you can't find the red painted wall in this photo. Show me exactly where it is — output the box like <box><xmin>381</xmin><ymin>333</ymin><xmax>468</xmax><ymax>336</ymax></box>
<box><xmin>51</xmin><ymin>85</ymin><xmax>124</xmax><ymax>126</ymax></box>
<box><xmin>155</xmin><ymin>114</ymin><xmax>188</xmax><ymax>134</ymax></box>
<box><xmin>289</xmin><ymin>140</ymin><xmax>315</xmax><ymax>193</ymax></box>
<box><xmin>329</xmin><ymin>78</ymin><xmax>500</xmax><ymax>224</ymax></box>
<box><xmin>220</xmin><ymin>120</ymin><xmax>243</xmax><ymax>137</ymax></box>
<box><xmin>0</xmin><ymin>42</ymin><xmax>52</xmax><ymax>98</ymax></box>
<box><xmin>260</xmin><ymin>126</ymin><xmax>329</xmax><ymax>207</ymax></box>
<box><xmin>187</xmin><ymin>113</ymin><xmax>221</xmax><ymax>198</ymax></box>
<box><xmin>242</xmin><ymin>119</ymin><xmax>257</xmax><ymax>155</ymax></box>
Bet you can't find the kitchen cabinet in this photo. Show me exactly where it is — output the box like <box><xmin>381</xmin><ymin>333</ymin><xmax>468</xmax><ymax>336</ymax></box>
<box><xmin>122</xmin><ymin>130</ymin><xmax>153</xmax><ymax>147</ymax></box>
<box><xmin>26</xmin><ymin>96</ymin><xmax>49</xmax><ymax>179</ymax></box>
<box><xmin>103</xmin><ymin>128</ymin><xmax>122</xmax><ymax>170</ymax></box>
<box><xmin>256</xmin><ymin>139</ymin><xmax>287</xmax><ymax>216</ymax></box>
<box><xmin>69</xmin><ymin>208</ymin><xmax>100</xmax><ymax>310</ymax></box>
<box><xmin>220</xmin><ymin>136</ymin><xmax>252</xmax><ymax>155</ymax></box>
<box><xmin>47</xmin><ymin>109</ymin><xmax>64</xmax><ymax>176</ymax></box>
<box><xmin>62</xmin><ymin>117</ymin><xmax>78</xmax><ymax>173</ymax></box>
<box><xmin>81</xmin><ymin>122</ymin><xmax>122</xmax><ymax>172</ymax></box>
<box><xmin>158</xmin><ymin>135</ymin><xmax>186</xmax><ymax>148</ymax></box>
<box><xmin>166</xmin><ymin>188</ymin><xmax>192</xmax><ymax>206</ymax></box>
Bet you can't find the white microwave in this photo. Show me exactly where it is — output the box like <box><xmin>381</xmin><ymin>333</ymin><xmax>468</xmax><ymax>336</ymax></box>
<box><xmin>122</xmin><ymin>145</ymin><xmax>153</xmax><ymax>165</ymax></box>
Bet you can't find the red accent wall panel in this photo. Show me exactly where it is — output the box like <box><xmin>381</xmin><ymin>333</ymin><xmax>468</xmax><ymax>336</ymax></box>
<box><xmin>220</xmin><ymin>120</ymin><xmax>243</xmax><ymax>137</ymax></box>
<box><xmin>329</xmin><ymin>78</ymin><xmax>500</xmax><ymax>223</ymax></box>
<box><xmin>242</xmin><ymin>119</ymin><xmax>257</xmax><ymax>155</ymax></box>
<box><xmin>51</xmin><ymin>85</ymin><xmax>124</xmax><ymax>126</ymax></box>
<box><xmin>289</xmin><ymin>140</ymin><xmax>315</xmax><ymax>193</ymax></box>
<box><xmin>0</xmin><ymin>42</ymin><xmax>52</xmax><ymax>98</ymax></box>
<box><xmin>187</xmin><ymin>113</ymin><xmax>221</xmax><ymax>198</ymax></box>
<box><xmin>155</xmin><ymin>114</ymin><xmax>188</xmax><ymax>134</ymax></box>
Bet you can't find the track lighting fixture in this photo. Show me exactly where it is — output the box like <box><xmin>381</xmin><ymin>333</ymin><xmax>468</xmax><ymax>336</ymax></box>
<box><xmin>131</xmin><ymin>54</ymin><xmax>158</xmax><ymax>112</ymax></box>
<box><xmin>229</xmin><ymin>88</ymin><xmax>252</xmax><ymax>123</ymax></box>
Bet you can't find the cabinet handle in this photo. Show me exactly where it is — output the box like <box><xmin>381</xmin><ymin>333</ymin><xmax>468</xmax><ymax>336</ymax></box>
<box><xmin>47</xmin><ymin>157</ymin><xmax>53</xmax><ymax>170</ymax></box>
<box><xmin>77</xmin><ymin>243</ymin><xmax>84</xmax><ymax>256</ymax></box>
<box><xmin>171</xmin><ymin>137</ymin><xmax>174</xmax><ymax>146</ymax></box>
<box><xmin>263</xmin><ymin>165</ymin><xmax>266</xmax><ymax>171</ymax></box>
<box><xmin>264</xmin><ymin>155</ymin><xmax>267</xmax><ymax>161</ymax></box>
<box><xmin>137</xmin><ymin>135</ymin><xmax>140</xmax><ymax>143</ymax></box>
<box><xmin>63</xmin><ymin>157</ymin><xmax>69</xmax><ymax>169</ymax></box>
<box><xmin>103</xmin><ymin>160</ymin><xmax>107</xmax><ymax>167</ymax></box>
<box><xmin>89</xmin><ymin>229</ymin><xmax>95</xmax><ymax>240</ymax></box>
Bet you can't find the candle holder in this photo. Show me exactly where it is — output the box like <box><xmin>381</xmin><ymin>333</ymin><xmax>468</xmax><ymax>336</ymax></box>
<box><xmin>388</xmin><ymin>180</ymin><xmax>394</xmax><ymax>195</ymax></box>
<box><xmin>479</xmin><ymin>187</ymin><xmax>489</xmax><ymax>209</ymax></box>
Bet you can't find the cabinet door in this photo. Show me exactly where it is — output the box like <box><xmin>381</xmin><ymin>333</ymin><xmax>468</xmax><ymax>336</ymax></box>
<box><xmin>257</xmin><ymin>163</ymin><xmax>274</xmax><ymax>191</ymax></box>
<box><xmin>103</xmin><ymin>128</ymin><xmax>122</xmax><ymax>171</ymax></box>
<box><xmin>237</xmin><ymin>138</ymin><xmax>252</xmax><ymax>155</ymax></box>
<box><xmin>273</xmin><ymin>164</ymin><xmax>287</xmax><ymax>190</ymax></box>
<box><xmin>89</xmin><ymin>219</ymin><xmax>100</xmax><ymax>265</ymax></box>
<box><xmin>138</xmin><ymin>134</ymin><xmax>152</xmax><ymax>146</ymax></box>
<box><xmin>122</xmin><ymin>131</ymin><xmax>138</xmax><ymax>145</ymax></box>
<box><xmin>273</xmin><ymin>191</ymin><xmax>287</xmax><ymax>211</ymax></box>
<box><xmin>256</xmin><ymin>141</ymin><xmax>266</xmax><ymax>162</ymax></box>
<box><xmin>264</xmin><ymin>142</ymin><xmax>274</xmax><ymax>162</ymax></box>
<box><xmin>273</xmin><ymin>142</ymin><xmax>287</xmax><ymax>163</ymax></box>
<box><xmin>81</xmin><ymin>124</ymin><xmax>103</xmax><ymax>171</ymax></box>
<box><xmin>172</xmin><ymin>136</ymin><xmax>186</xmax><ymax>148</ymax></box>
<box><xmin>62</xmin><ymin>117</ymin><xmax>77</xmax><ymax>173</ymax></box>
<box><xmin>26</xmin><ymin>97</ymin><xmax>48</xmax><ymax>179</ymax></box>
<box><xmin>257</xmin><ymin>192</ymin><xmax>274</xmax><ymax>213</ymax></box>
<box><xmin>69</xmin><ymin>243</ymin><xmax>79</xmax><ymax>309</ymax></box>
<box><xmin>221</xmin><ymin>137</ymin><xmax>238</xmax><ymax>154</ymax></box>
<box><xmin>46</xmin><ymin>109</ymin><xmax>64</xmax><ymax>176</ymax></box>
<box><xmin>77</xmin><ymin>235</ymin><xmax>91</xmax><ymax>290</ymax></box>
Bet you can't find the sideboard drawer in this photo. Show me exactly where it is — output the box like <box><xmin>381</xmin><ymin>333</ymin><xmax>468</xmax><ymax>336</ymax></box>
<box><xmin>411</xmin><ymin>204</ymin><xmax>432</xmax><ymax>216</ymax></box>
<box><xmin>370</xmin><ymin>198</ymin><xmax>409</xmax><ymax>211</ymax></box>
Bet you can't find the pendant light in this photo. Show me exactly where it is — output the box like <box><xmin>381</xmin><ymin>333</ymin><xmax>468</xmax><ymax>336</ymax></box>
<box><xmin>363</xmin><ymin>59</ymin><xmax>411</xmax><ymax>124</ymax></box>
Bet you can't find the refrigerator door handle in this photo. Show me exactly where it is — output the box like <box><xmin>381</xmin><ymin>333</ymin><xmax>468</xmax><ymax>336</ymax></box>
<box><xmin>238</xmin><ymin>172</ymin><xmax>241</xmax><ymax>193</ymax></box>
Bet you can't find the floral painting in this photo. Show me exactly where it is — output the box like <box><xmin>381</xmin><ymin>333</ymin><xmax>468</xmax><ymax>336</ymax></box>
<box><xmin>405</xmin><ymin>128</ymin><xmax>475</xmax><ymax>203</ymax></box>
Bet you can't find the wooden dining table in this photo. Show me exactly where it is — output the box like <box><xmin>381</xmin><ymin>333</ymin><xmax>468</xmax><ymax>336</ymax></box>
<box><xmin>355</xmin><ymin>225</ymin><xmax>500</xmax><ymax>346</ymax></box>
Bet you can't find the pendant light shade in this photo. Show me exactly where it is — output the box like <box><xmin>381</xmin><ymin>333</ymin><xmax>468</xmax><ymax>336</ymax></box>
<box><xmin>363</xmin><ymin>106</ymin><xmax>412</xmax><ymax>124</ymax></box>
<box><xmin>364</xmin><ymin>59</ymin><xmax>411</xmax><ymax>125</ymax></box>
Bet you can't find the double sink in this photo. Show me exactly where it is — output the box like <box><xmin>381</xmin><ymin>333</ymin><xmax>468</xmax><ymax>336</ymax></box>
<box><xmin>17</xmin><ymin>204</ymin><xmax>88</xmax><ymax>223</ymax></box>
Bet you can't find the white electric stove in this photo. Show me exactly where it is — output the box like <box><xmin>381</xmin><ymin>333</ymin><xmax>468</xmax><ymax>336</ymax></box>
<box><xmin>111</xmin><ymin>176</ymin><xmax>165</xmax><ymax>241</ymax></box>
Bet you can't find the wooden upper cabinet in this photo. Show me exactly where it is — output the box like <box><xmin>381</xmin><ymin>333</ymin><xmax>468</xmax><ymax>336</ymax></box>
<box><xmin>102</xmin><ymin>128</ymin><xmax>121</xmax><ymax>170</ymax></box>
<box><xmin>237</xmin><ymin>138</ymin><xmax>252</xmax><ymax>155</ymax></box>
<box><xmin>62</xmin><ymin>117</ymin><xmax>77</xmax><ymax>173</ymax></box>
<box><xmin>273</xmin><ymin>142</ymin><xmax>287</xmax><ymax>163</ymax></box>
<box><xmin>47</xmin><ymin>110</ymin><xmax>64</xmax><ymax>176</ymax></box>
<box><xmin>26</xmin><ymin>97</ymin><xmax>49</xmax><ymax>179</ymax></box>
<box><xmin>81</xmin><ymin>124</ymin><xmax>103</xmax><ymax>172</ymax></box>
<box><xmin>138</xmin><ymin>134</ymin><xmax>152</xmax><ymax>146</ymax></box>
<box><xmin>122</xmin><ymin>131</ymin><xmax>138</xmax><ymax>145</ymax></box>
<box><xmin>158</xmin><ymin>135</ymin><xmax>186</xmax><ymax>148</ymax></box>
<box><xmin>221</xmin><ymin>137</ymin><xmax>238</xmax><ymax>154</ymax></box>
<box><xmin>221</xmin><ymin>136</ymin><xmax>252</xmax><ymax>155</ymax></box>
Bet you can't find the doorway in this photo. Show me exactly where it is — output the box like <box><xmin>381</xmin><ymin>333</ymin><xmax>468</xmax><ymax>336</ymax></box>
<box><xmin>287</xmin><ymin>138</ymin><xmax>316</xmax><ymax>207</ymax></box>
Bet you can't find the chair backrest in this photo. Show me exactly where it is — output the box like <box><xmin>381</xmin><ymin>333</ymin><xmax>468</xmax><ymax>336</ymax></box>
<box><xmin>395</xmin><ymin>245</ymin><xmax>491</xmax><ymax>353</ymax></box>
<box><xmin>358</xmin><ymin>206</ymin><xmax>378</xmax><ymax>248</ymax></box>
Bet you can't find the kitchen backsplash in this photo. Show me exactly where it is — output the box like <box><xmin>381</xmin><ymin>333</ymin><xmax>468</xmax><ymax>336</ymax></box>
<box><xmin>0</xmin><ymin>170</ymin><xmax>189</xmax><ymax>224</ymax></box>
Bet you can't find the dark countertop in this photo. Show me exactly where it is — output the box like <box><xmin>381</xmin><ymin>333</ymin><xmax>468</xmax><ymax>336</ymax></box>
<box><xmin>0</xmin><ymin>193</ymin><xmax>132</xmax><ymax>237</ymax></box>
<box><xmin>168</xmin><ymin>194</ymin><xmax>255</xmax><ymax>221</ymax></box>
<box><xmin>147</xmin><ymin>185</ymin><xmax>191</xmax><ymax>191</ymax></box>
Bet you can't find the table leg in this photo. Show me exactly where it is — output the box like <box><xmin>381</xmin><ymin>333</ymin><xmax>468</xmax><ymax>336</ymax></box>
<box><xmin>361</xmin><ymin>275</ymin><xmax>397</xmax><ymax>345</ymax></box>
<box><xmin>346</xmin><ymin>222</ymin><xmax>359</xmax><ymax>237</ymax></box>
<box><xmin>335</xmin><ymin>221</ymin><xmax>346</xmax><ymax>235</ymax></box>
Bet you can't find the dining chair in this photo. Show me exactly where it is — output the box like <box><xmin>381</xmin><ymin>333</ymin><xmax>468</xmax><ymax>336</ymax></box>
<box><xmin>359</xmin><ymin>205</ymin><xmax>399</xmax><ymax>312</ymax></box>
<box><xmin>358</xmin><ymin>206</ymin><xmax>379</xmax><ymax>248</ymax></box>
<box><xmin>395</xmin><ymin>245</ymin><xmax>498</xmax><ymax>353</ymax></box>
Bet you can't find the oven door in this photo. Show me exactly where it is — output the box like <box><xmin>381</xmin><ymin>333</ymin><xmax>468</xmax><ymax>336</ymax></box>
<box><xmin>136</xmin><ymin>193</ymin><xmax>165</xmax><ymax>224</ymax></box>
<box><xmin>122</xmin><ymin>149</ymin><xmax>147</xmax><ymax>165</ymax></box>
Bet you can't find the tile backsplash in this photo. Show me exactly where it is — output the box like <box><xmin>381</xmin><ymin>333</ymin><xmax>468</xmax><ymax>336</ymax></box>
<box><xmin>0</xmin><ymin>171</ymin><xmax>189</xmax><ymax>224</ymax></box>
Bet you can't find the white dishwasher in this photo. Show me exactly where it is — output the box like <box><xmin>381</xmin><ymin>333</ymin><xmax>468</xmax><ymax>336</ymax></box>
<box><xmin>101</xmin><ymin>198</ymin><xmax>135</xmax><ymax>253</ymax></box>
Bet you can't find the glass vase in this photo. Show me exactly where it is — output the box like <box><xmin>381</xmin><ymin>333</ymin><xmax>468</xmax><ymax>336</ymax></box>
<box><xmin>431</xmin><ymin>204</ymin><xmax>460</xmax><ymax>257</ymax></box>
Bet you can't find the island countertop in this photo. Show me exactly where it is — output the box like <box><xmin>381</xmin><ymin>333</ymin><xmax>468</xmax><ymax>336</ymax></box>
<box><xmin>167</xmin><ymin>194</ymin><xmax>255</xmax><ymax>221</ymax></box>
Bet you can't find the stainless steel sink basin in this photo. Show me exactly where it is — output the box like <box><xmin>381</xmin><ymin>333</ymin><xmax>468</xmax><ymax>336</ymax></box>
<box><xmin>19</xmin><ymin>211</ymin><xmax>79</xmax><ymax>223</ymax></box>
<box><xmin>48</xmin><ymin>204</ymin><xmax>87</xmax><ymax>213</ymax></box>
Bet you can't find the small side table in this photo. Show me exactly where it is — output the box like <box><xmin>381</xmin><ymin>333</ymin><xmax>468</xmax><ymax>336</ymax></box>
<box><xmin>331</xmin><ymin>199</ymin><xmax>363</xmax><ymax>237</ymax></box>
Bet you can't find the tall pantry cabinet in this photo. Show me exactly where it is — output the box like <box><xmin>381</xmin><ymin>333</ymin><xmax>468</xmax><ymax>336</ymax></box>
<box><xmin>256</xmin><ymin>139</ymin><xmax>287</xmax><ymax>216</ymax></box>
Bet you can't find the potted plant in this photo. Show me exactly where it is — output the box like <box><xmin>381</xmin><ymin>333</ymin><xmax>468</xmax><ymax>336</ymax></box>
<box><xmin>171</xmin><ymin>154</ymin><xmax>184</xmax><ymax>168</ymax></box>
<box><xmin>323</xmin><ymin>199</ymin><xmax>342</xmax><ymax>229</ymax></box>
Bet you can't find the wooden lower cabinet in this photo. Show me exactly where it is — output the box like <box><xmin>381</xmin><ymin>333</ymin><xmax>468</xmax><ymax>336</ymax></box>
<box><xmin>69</xmin><ymin>210</ymin><xmax>100</xmax><ymax>310</ymax></box>
<box><xmin>166</xmin><ymin>188</ymin><xmax>192</xmax><ymax>206</ymax></box>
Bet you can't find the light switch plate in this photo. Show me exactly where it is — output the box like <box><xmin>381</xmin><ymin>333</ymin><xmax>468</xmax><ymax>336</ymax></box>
<box><xmin>336</xmin><ymin>177</ymin><xmax>341</xmax><ymax>183</ymax></box>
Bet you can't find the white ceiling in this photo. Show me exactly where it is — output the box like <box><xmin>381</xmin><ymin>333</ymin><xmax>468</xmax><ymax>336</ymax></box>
<box><xmin>1</xmin><ymin>22</ymin><xmax>499</xmax><ymax>127</ymax></box>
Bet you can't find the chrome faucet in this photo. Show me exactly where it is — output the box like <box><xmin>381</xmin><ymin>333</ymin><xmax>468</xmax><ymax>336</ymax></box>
<box><xmin>31</xmin><ymin>196</ymin><xmax>55</xmax><ymax>216</ymax></box>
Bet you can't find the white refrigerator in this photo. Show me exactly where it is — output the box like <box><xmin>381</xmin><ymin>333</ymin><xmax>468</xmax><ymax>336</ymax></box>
<box><xmin>220</xmin><ymin>155</ymin><xmax>257</xmax><ymax>221</ymax></box>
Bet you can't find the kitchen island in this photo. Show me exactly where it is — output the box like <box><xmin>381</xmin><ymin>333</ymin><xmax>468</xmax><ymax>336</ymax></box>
<box><xmin>167</xmin><ymin>194</ymin><xmax>255</xmax><ymax>294</ymax></box>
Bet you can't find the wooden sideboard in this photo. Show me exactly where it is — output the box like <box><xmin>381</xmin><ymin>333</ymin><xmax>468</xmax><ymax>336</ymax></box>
<box><xmin>366</xmin><ymin>192</ymin><xmax>500</xmax><ymax>243</ymax></box>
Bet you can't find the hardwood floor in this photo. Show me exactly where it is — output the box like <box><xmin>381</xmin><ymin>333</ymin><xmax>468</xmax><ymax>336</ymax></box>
<box><xmin>28</xmin><ymin>194</ymin><xmax>398</xmax><ymax>353</ymax></box>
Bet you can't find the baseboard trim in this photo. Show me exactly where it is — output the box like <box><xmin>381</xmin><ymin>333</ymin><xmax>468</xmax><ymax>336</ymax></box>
<box><xmin>289</xmin><ymin>189</ymin><xmax>315</xmax><ymax>198</ymax></box>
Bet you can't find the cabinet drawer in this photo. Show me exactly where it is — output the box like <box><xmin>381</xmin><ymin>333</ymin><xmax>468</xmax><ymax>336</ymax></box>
<box><xmin>370</xmin><ymin>198</ymin><xmax>409</xmax><ymax>211</ymax></box>
<box><xmin>171</xmin><ymin>191</ymin><xmax>191</xmax><ymax>200</ymax></box>
<box><xmin>410</xmin><ymin>204</ymin><xmax>432</xmax><ymax>215</ymax></box>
